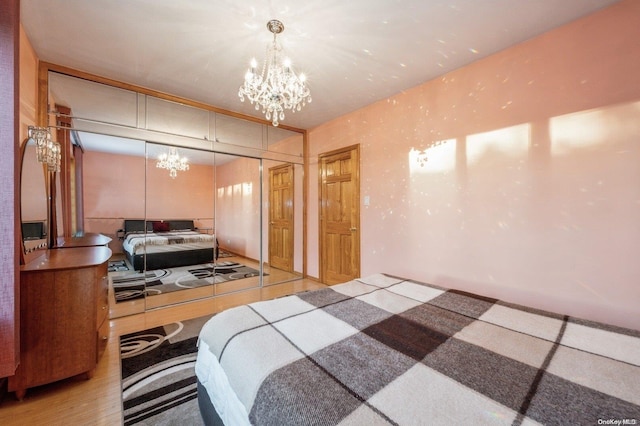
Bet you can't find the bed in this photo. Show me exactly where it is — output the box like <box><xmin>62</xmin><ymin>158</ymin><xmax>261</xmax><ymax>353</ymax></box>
<box><xmin>122</xmin><ymin>219</ymin><xmax>218</xmax><ymax>271</ymax></box>
<box><xmin>195</xmin><ymin>273</ymin><xmax>640</xmax><ymax>425</ymax></box>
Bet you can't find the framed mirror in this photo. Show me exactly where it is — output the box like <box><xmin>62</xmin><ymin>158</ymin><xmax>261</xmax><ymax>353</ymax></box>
<box><xmin>20</xmin><ymin>136</ymin><xmax>49</xmax><ymax>257</ymax></box>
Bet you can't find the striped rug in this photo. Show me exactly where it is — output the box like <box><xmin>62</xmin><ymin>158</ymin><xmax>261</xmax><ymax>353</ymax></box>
<box><xmin>120</xmin><ymin>315</ymin><xmax>213</xmax><ymax>425</ymax></box>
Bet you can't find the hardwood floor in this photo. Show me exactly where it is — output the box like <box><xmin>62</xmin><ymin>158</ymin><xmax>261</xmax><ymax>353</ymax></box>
<box><xmin>0</xmin><ymin>277</ymin><xmax>326</xmax><ymax>425</ymax></box>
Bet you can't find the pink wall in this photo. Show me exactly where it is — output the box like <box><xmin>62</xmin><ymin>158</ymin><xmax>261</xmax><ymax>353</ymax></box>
<box><xmin>83</xmin><ymin>150</ymin><xmax>144</xmax><ymax>251</ymax></box>
<box><xmin>83</xmin><ymin>151</ymin><xmax>145</xmax><ymax>219</ymax></box>
<box><xmin>307</xmin><ymin>0</ymin><xmax>640</xmax><ymax>330</ymax></box>
<box><xmin>20</xmin><ymin>145</ymin><xmax>47</xmax><ymax>222</ymax></box>
<box><xmin>1</xmin><ymin>0</ymin><xmax>19</xmax><ymax>378</ymax></box>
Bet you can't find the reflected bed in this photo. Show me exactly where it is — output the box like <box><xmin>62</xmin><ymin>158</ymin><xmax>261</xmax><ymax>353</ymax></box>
<box><xmin>122</xmin><ymin>219</ymin><xmax>218</xmax><ymax>271</ymax></box>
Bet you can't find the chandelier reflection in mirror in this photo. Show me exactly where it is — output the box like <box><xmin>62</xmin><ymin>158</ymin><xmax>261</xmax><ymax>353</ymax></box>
<box><xmin>238</xmin><ymin>19</ymin><xmax>311</xmax><ymax>127</ymax></box>
<box><xmin>156</xmin><ymin>147</ymin><xmax>189</xmax><ymax>178</ymax></box>
<box><xmin>28</xmin><ymin>126</ymin><xmax>61</xmax><ymax>172</ymax></box>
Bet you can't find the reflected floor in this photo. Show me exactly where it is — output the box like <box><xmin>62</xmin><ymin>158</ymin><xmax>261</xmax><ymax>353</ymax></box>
<box><xmin>108</xmin><ymin>251</ymin><xmax>303</xmax><ymax>318</ymax></box>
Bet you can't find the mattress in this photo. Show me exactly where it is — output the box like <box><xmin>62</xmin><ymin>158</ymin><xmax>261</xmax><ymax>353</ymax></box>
<box><xmin>127</xmin><ymin>240</ymin><xmax>216</xmax><ymax>255</ymax></box>
<box><xmin>195</xmin><ymin>273</ymin><xmax>640</xmax><ymax>425</ymax></box>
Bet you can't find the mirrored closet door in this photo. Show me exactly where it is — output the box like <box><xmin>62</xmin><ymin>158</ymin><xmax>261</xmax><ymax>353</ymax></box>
<box><xmin>45</xmin><ymin>67</ymin><xmax>306</xmax><ymax>317</ymax></box>
<box><xmin>80</xmin><ymin>134</ymin><xmax>147</xmax><ymax>318</ymax></box>
<box><xmin>144</xmin><ymin>143</ymin><xmax>217</xmax><ymax>309</ymax></box>
<box><xmin>262</xmin><ymin>160</ymin><xmax>304</xmax><ymax>286</ymax></box>
<box><xmin>213</xmin><ymin>153</ymin><xmax>263</xmax><ymax>297</ymax></box>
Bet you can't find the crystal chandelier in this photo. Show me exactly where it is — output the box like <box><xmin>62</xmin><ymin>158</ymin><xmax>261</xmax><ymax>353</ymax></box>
<box><xmin>238</xmin><ymin>20</ymin><xmax>311</xmax><ymax>127</ymax></box>
<box><xmin>156</xmin><ymin>147</ymin><xmax>189</xmax><ymax>178</ymax></box>
<box><xmin>28</xmin><ymin>126</ymin><xmax>61</xmax><ymax>172</ymax></box>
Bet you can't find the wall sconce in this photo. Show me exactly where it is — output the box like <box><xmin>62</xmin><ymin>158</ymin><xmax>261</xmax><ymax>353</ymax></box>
<box><xmin>28</xmin><ymin>126</ymin><xmax>61</xmax><ymax>172</ymax></box>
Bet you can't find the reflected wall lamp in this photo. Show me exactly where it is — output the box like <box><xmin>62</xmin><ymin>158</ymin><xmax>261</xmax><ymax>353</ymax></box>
<box><xmin>28</xmin><ymin>126</ymin><xmax>61</xmax><ymax>172</ymax></box>
<box><xmin>238</xmin><ymin>19</ymin><xmax>311</xmax><ymax>127</ymax></box>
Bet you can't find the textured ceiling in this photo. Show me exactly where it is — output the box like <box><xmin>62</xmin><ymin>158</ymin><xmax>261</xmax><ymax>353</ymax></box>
<box><xmin>21</xmin><ymin>0</ymin><xmax>619</xmax><ymax>131</ymax></box>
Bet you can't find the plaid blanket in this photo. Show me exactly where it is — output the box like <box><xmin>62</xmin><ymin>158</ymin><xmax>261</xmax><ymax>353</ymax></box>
<box><xmin>195</xmin><ymin>274</ymin><xmax>640</xmax><ymax>425</ymax></box>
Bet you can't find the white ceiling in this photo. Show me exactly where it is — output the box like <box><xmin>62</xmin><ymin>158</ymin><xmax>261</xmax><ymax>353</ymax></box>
<box><xmin>21</xmin><ymin>0</ymin><xmax>619</xmax><ymax>131</ymax></box>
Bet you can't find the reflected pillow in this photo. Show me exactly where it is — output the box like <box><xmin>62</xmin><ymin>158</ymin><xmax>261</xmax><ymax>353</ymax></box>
<box><xmin>152</xmin><ymin>221</ymin><xmax>170</xmax><ymax>232</ymax></box>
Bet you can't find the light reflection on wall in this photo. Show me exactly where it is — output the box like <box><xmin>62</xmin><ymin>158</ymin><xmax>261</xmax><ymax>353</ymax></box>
<box><xmin>216</xmin><ymin>179</ymin><xmax>258</xmax><ymax>256</ymax></box>
<box><xmin>550</xmin><ymin>101</ymin><xmax>640</xmax><ymax>156</ymax></box>
<box><xmin>551</xmin><ymin>109</ymin><xmax>606</xmax><ymax>156</ymax></box>
<box><xmin>466</xmin><ymin>123</ymin><xmax>530</xmax><ymax>165</ymax></box>
<box><xmin>222</xmin><ymin>183</ymin><xmax>252</xmax><ymax>198</ymax></box>
<box><xmin>409</xmin><ymin>139</ymin><xmax>456</xmax><ymax>174</ymax></box>
<box><xmin>243</xmin><ymin>182</ymin><xmax>252</xmax><ymax>195</ymax></box>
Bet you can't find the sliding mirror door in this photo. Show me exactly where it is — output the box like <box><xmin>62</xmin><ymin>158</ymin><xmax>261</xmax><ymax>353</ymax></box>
<box><xmin>213</xmin><ymin>153</ymin><xmax>263</xmax><ymax>296</ymax></box>
<box><xmin>261</xmin><ymin>126</ymin><xmax>304</xmax><ymax>286</ymax></box>
<box><xmin>144</xmin><ymin>143</ymin><xmax>216</xmax><ymax>309</ymax></box>
<box><xmin>80</xmin><ymin>133</ymin><xmax>147</xmax><ymax>318</ymax></box>
<box><xmin>45</xmin><ymin>67</ymin><xmax>307</xmax><ymax>316</ymax></box>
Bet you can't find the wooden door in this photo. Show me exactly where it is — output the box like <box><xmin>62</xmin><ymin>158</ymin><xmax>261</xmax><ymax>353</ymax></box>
<box><xmin>269</xmin><ymin>164</ymin><xmax>294</xmax><ymax>272</ymax></box>
<box><xmin>319</xmin><ymin>145</ymin><xmax>360</xmax><ymax>284</ymax></box>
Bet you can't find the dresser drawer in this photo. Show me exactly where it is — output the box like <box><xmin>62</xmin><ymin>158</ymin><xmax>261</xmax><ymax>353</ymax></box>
<box><xmin>13</xmin><ymin>247</ymin><xmax>112</xmax><ymax>400</ymax></box>
<box><xmin>97</xmin><ymin>273</ymin><xmax>109</xmax><ymax>327</ymax></box>
<box><xmin>97</xmin><ymin>317</ymin><xmax>109</xmax><ymax>362</ymax></box>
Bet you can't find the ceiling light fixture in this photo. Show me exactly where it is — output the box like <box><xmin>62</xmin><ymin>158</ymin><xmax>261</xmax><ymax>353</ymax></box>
<box><xmin>238</xmin><ymin>19</ymin><xmax>311</xmax><ymax>127</ymax></box>
<box><xmin>156</xmin><ymin>147</ymin><xmax>189</xmax><ymax>178</ymax></box>
<box><xmin>28</xmin><ymin>125</ymin><xmax>61</xmax><ymax>172</ymax></box>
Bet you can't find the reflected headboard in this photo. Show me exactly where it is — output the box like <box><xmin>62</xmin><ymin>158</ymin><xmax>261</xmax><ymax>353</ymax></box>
<box><xmin>123</xmin><ymin>219</ymin><xmax>196</xmax><ymax>234</ymax></box>
<box><xmin>123</xmin><ymin>219</ymin><xmax>152</xmax><ymax>234</ymax></box>
<box><xmin>165</xmin><ymin>220</ymin><xmax>195</xmax><ymax>231</ymax></box>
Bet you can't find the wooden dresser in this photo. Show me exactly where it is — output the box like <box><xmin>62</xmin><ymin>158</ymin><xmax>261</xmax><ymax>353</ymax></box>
<box><xmin>9</xmin><ymin>243</ymin><xmax>112</xmax><ymax>400</ymax></box>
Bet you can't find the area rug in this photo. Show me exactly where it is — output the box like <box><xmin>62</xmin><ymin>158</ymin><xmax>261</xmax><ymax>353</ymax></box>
<box><xmin>217</xmin><ymin>249</ymin><xmax>233</xmax><ymax>258</ymax></box>
<box><xmin>111</xmin><ymin>261</ymin><xmax>261</xmax><ymax>303</ymax></box>
<box><xmin>120</xmin><ymin>315</ymin><xmax>212</xmax><ymax>425</ymax></box>
<box><xmin>109</xmin><ymin>259</ymin><xmax>130</xmax><ymax>272</ymax></box>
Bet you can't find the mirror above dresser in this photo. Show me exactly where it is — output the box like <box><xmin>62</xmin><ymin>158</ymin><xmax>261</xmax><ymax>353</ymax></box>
<box><xmin>20</xmin><ymin>133</ymin><xmax>49</xmax><ymax>259</ymax></box>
